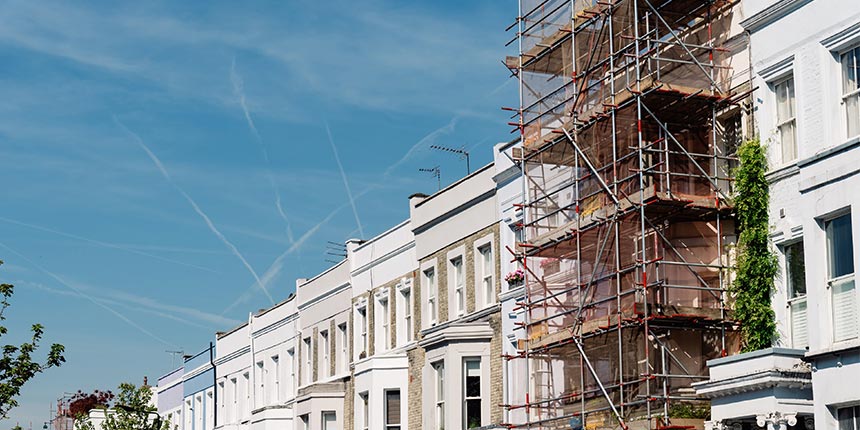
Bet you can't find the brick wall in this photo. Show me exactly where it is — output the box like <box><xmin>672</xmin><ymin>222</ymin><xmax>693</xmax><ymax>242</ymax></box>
<box><xmin>406</xmin><ymin>346</ymin><xmax>425</xmax><ymax>430</ymax></box>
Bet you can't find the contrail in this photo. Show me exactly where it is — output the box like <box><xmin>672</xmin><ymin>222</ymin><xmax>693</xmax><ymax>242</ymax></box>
<box><xmin>0</xmin><ymin>242</ymin><xmax>178</xmax><ymax>348</ymax></box>
<box><xmin>230</xmin><ymin>58</ymin><xmax>295</xmax><ymax>244</ymax></box>
<box><xmin>383</xmin><ymin>115</ymin><xmax>460</xmax><ymax>177</ymax></box>
<box><xmin>221</xmin><ymin>195</ymin><xmax>363</xmax><ymax>315</ymax></box>
<box><xmin>113</xmin><ymin>116</ymin><xmax>275</xmax><ymax>305</ymax></box>
<box><xmin>0</xmin><ymin>216</ymin><xmax>219</xmax><ymax>274</ymax></box>
<box><xmin>23</xmin><ymin>280</ymin><xmax>215</xmax><ymax>331</ymax></box>
<box><xmin>325</xmin><ymin>123</ymin><xmax>364</xmax><ymax>238</ymax></box>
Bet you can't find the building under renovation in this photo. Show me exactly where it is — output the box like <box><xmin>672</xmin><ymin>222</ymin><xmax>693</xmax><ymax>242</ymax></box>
<box><xmin>504</xmin><ymin>0</ymin><xmax>750</xmax><ymax>428</ymax></box>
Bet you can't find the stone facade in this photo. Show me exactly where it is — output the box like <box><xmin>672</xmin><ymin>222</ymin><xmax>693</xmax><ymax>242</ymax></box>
<box><xmin>406</xmin><ymin>346</ymin><xmax>425</xmax><ymax>430</ymax></box>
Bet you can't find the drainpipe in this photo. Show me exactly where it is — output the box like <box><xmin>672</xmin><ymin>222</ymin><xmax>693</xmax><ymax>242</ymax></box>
<box><xmin>209</xmin><ymin>341</ymin><xmax>217</xmax><ymax>428</ymax></box>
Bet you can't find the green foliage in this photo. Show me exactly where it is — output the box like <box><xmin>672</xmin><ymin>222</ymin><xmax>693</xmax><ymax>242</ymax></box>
<box><xmin>731</xmin><ymin>138</ymin><xmax>778</xmax><ymax>352</ymax></box>
<box><xmin>0</xmin><ymin>260</ymin><xmax>65</xmax><ymax>418</ymax></box>
<box><xmin>668</xmin><ymin>402</ymin><xmax>711</xmax><ymax>419</ymax></box>
<box><xmin>75</xmin><ymin>383</ymin><xmax>169</xmax><ymax>430</ymax></box>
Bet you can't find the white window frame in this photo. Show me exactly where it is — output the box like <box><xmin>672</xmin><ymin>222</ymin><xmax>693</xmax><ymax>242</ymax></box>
<box><xmin>356</xmin><ymin>304</ymin><xmax>368</xmax><ymax>358</ymax></box>
<box><xmin>337</xmin><ymin>322</ymin><xmax>348</xmax><ymax>373</ymax></box>
<box><xmin>826</xmin><ymin>211</ymin><xmax>857</xmax><ymax>343</ymax></box>
<box><xmin>384</xmin><ymin>389</ymin><xmax>401</xmax><ymax>430</ymax></box>
<box><xmin>303</xmin><ymin>337</ymin><xmax>313</xmax><ymax>385</ymax></box>
<box><xmin>783</xmin><ymin>240</ymin><xmax>807</xmax><ymax>348</ymax></box>
<box><xmin>359</xmin><ymin>391</ymin><xmax>369</xmax><ymax>430</ymax></box>
<box><xmin>397</xmin><ymin>278</ymin><xmax>413</xmax><ymax>345</ymax></box>
<box><xmin>463</xmin><ymin>358</ymin><xmax>482</xmax><ymax>429</ymax></box>
<box><xmin>271</xmin><ymin>355</ymin><xmax>280</xmax><ymax>403</ymax></box>
<box><xmin>837</xmin><ymin>405</ymin><xmax>860</xmax><ymax>430</ymax></box>
<box><xmin>433</xmin><ymin>361</ymin><xmax>445</xmax><ymax>430</ymax></box>
<box><xmin>320</xmin><ymin>330</ymin><xmax>330</xmax><ymax>378</ymax></box>
<box><xmin>242</xmin><ymin>372</ymin><xmax>250</xmax><ymax>418</ymax></box>
<box><xmin>376</xmin><ymin>290</ymin><xmax>390</xmax><ymax>353</ymax></box>
<box><xmin>230</xmin><ymin>378</ymin><xmax>237</xmax><ymax>423</ymax></box>
<box><xmin>773</xmin><ymin>76</ymin><xmax>797</xmax><ymax>163</ymax></box>
<box><xmin>255</xmin><ymin>361</ymin><xmax>265</xmax><ymax>406</ymax></box>
<box><xmin>217</xmin><ymin>381</ymin><xmax>225</xmax><ymax>423</ymax></box>
<box><xmin>287</xmin><ymin>348</ymin><xmax>296</xmax><ymax>397</ymax></box>
<box><xmin>450</xmin><ymin>256</ymin><xmax>465</xmax><ymax>317</ymax></box>
<box><xmin>424</xmin><ymin>266</ymin><xmax>437</xmax><ymax>327</ymax></box>
<box><xmin>321</xmin><ymin>411</ymin><xmax>336</xmax><ymax>430</ymax></box>
<box><xmin>475</xmin><ymin>238</ymin><xmax>495</xmax><ymax>307</ymax></box>
<box><xmin>841</xmin><ymin>46</ymin><xmax>860</xmax><ymax>138</ymax></box>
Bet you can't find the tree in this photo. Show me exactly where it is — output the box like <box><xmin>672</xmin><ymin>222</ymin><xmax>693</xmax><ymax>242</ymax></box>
<box><xmin>0</xmin><ymin>260</ymin><xmax>65</xmax><ymax>418</ymax></box>
<box><xmin>68</xmin><ymin>390</ymin><xmax>115</xmax><ymax>419</ymax></box>
<box><xmin>75</xmin><ymin>383</ymin><xmax>168</xmax><ymax>430</ymax></box>
<box><xmin>731</xmin><ymin>138</ymin><xmax>778</xmax><ymax>351</ymax></box>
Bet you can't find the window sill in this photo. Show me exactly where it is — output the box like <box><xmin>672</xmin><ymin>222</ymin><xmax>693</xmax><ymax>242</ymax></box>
<box><xmin>805</xmin><ymin>338</ymin><xmax>860</xmax><ymax>359</ymax></box>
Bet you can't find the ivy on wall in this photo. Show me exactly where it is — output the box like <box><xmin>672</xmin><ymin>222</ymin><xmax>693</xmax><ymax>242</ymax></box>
<box><xmin>731</xmin><ymin>137</ymin><xmax>778</xmax><ymax>352</ymax></box>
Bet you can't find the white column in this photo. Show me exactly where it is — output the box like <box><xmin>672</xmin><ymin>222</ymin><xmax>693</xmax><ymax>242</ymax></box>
<box><xmin>757</xmin><ymin>412</ymin><xmax>798</xmax><ymax>430</ymax></box>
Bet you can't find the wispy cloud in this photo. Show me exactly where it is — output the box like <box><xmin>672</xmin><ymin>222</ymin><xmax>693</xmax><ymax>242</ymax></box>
<box><xmin>230</xmin><ymin>57</ymin><xmax>295</xmax><ymax>244</ymax></box>
<box><xmin>383</xmin><ymin>115</ymin><xmax>460</xmax><ymax>177</ymax></box>
<box><xmin>113</xmin><ymin>116</ymin><xmax>275</xmax><ymax>305</ymax></box>
<box><xmin>0</xmin><ymin>241</ymin><xmax>178</xmax><ymax>348</ymax></box>
<box><xmin>325</xmin><ymin>123</ymin><xmax>364</xmax><ymax>238</ymax></box>
<box><xmin>0</xmin><ymin>216</ymin><xmax>219</xmax><ymax>274</ymax></box>
<box><xmin>221</xmin><ymin>194</ymin><xmax>365</xmax><ymax>315</ymax></box>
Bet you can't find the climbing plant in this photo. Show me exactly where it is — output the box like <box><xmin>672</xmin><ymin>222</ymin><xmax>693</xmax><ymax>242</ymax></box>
<box><xmin>731</xmin><ymin>137</ymin><xmax>778</xmax><ymax>352</ymax></box>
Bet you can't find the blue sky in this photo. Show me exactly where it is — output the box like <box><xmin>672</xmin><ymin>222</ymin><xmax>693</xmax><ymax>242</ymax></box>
<box><xmin>0</xmin><ymin>0</ymin><xmax>516</xmax><ymax>424</ymax></box>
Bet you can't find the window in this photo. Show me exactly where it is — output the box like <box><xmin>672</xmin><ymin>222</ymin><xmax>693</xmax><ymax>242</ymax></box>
<box><xmin>217</xmin><ymin>382</ymin><xmax>225</xmax><ymax>422</ymax></box>
<box><xmin>230</xmin><ymin>378</ymin><xmax>237</xmax><ymax>423</ymax></box>
<box><xmin>401</xmin><ymin>287</ymin><xmax>413</xmax><ymax>343</ymax></box>
<box><xmin>271</xmin><ymin>355</ymin><xmax>280</xmax><ymax>403</ymax></box>
<box><xmin>828</xmin><ymin>213</ymin><xmax>857</xmax><ymax>342</ymax></box>
<box><xmin>322</xmin><ymin>411</ymin><xmax>336</xmax><ymax>430</ymax></box>
<box><xmin>185</xmin><ymin>399</ymin><xmax>193</xmax><ymax>430</ymax></box>
<box><xmin>479</xmin><ymin>244</ymin><xmax>494</xmax><ymax>306</ymax></box>
<box><xmin>338</xmin><ymin>323</ymin><xmax>348</xmax><ymax>373</ymax></box>
<box><xmin>463</xmin><ymin>359</ymin><xmax>482</xmax><ymax>429</ymax></box>
<box><xmin>242</xmin><ymin>372</ymin><xmax>250</xmax><ymax>417</ymax></box>
<box><xmin>303</xmin><ymin>337</ymin><xmax>313</xmax><ymax>384</ymax></box>
<box><xmin>287</xmin><ymin>348</ymin><xmax>296</xmax><ymax>396</ymax></box>
<box><xmin>385</xmin><ymin>390</ymin><xmax>401</xmax><ymax>430</ymax></box>
<box><xmin>451</xmin><ymin>257</ymin><xmax>464</xmax><ymax>316</ymax></box>
<box><xmin>775</xmin><ymin>77</ymin><xmax>797</xmax><ymax>162</ymax></box>
<box><xmin>838</xmin><ymin>406</ymin><xmax>860</xmax><ymax>430</ymax></box>
<box><xmin>841</xmin><ymin>46</ymin><xmax>860</xmax><ymax>137</ymax></box>
<box><xmin>255</xmin><ymin>361</ymin><xmax>265</xmax><ymax>405</ymax></box>
<box><xmin>378</xmin><ymin>296</ymin><xmax>390</xmax><ymax>351</ymax></box>
<box><xmin>425</xmin><ymin>268</ymin><xmax>437</xmax><ymax>326</ymax></box>
<box><xmin>320</xmin><ymin>330</ymin><xmax>329</xmax><ymax>378</ymax></box>
<box><xmin>195</xmin><ymin>395</ymin><xmax>203</xmax><ymax>430</ymax></box>
<box><xmin>357</xmin><ymin>306</ymin><xmax>368</xmax><ymax>357</ymax></box>
<box><xmin>433</xmin><ymin>361</ymin><xmax>445</xmax><ymax>430</ymax></box>
<box><xmin>785</xmin><ymin>241</ymin><xmax>808</xmax><ymax>348</ymax></box>
<box><xmin>359</xmin><ymin>392</ymin><xmax>369</xmax><ymax>430</ymax></box>
<box><xmin>206</xmin><ymin>391</ymin><xmax>214</xmax><ymax>430</ymax></box>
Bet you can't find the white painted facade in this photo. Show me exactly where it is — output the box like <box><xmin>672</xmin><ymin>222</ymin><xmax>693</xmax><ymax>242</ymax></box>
<box><xmin>699</xmin><ymin>1</ymin><xmax>860</xmax><ymax>429</ymax></box>
<box><xmin>295</xmin><ymin>261</ymin><xmax>351</xmax><ymax>430</ymax></box>
<box><xmin>214</xmin><ymin>323</ymin><xmax>251</xmax><ymax>430</ymax></box>
<box><xmin>348</xmin><ymin>220</ymin><xmax>415</xmax><ymax>430</ymax></box>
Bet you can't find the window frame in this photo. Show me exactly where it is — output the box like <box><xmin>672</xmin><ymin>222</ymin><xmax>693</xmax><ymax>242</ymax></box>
<box><xmin>773</xmin><ymin>76</ymin><xmax>798</xmax><ymax>163</ymax></box>
<box><xmin>783</xmin><ymin>240</ymin><xmax>808</xmax><ymax>348</ymax></box>
<box><xmin>825</xmin><ymin>211</ymin><xmax>857</xmax><ymax>343</ymax></box>
<box><xmin>477</xmin><ymin>243</ymin><xmax>495</xmax><ymax>307</ymax></box>
<box><xmin>463</xmin><ymin>358</ymin><xmax>482</xmax><ymax>429</ymax></box>
<box><xmin>424</xmin><ymin>267</ymin><xmax>437</xmax><ymax>327</ymax></box>
<box><xmin>450</xmin><ymin>256</ymin><xmax>465</xmax><ymax>317</ymax></box>
<box><xmin>841</xmin><ymin>46</ymin><xmax>860</xmax><ymax>138</ymax></box>
<box><xmin>433</xmin><ymin>361</ymin><xmax>445</xmax><ymax>430</ymax></box>
<box><xmin>337</xmin><ymin>322</ymin><xmax>348</xmax><ymax>373</ymax></box>
<box><xmin>359</xmin><ymin>391</ymin><xmax>369</xmax><ymax>430</ymax></box>
<box><xmin>303</xmin><ymin>337</ymin><xmax>313</xmax><ymax>385</ymax></box>
<box><xmin>384</xmin><ymin>389</ymin><xmax>401</xmax><ymax>430</ymax></box>
<box><xmin>320</xmin><ymin>330</ymin><xmax>330</xmax><ymax>378</ymax></box>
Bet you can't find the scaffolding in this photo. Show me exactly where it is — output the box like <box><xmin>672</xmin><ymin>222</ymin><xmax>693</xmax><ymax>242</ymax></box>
<box><xmin>503</xmin><ymin>0</ymin><xmax>745</xmax><ymax>428</ymax></box>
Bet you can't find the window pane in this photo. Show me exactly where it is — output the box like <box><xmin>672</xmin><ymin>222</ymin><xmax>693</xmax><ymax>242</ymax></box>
<box><xmin>465</xmin><ymin>399</ymin><xmax>481</xmax><ymax>428</ymax></box>
<box><xmin>848</xmin><ymin>93</ymin><xmax>860</xmax><ymax>138</ymax></box>
<box><xmin>827</xmin><ymin>214</ymin><xmax>855</xmax><ymax>278</ymax></box>
<box><xmin>777</xmin><ymin>80</ymin><xmax>789</xmax><ymax>121</ymax></box>
<box><xmin>465</xmin><ymin>361</ymin><xmax>481</xmax><ymax>397</ymax></box>
<box><xmin>832</xmin><ymin>277</ymin><xmax>858</xmax><ymax>342</ymax></box>
<box><xmin>386</xmin><ymin>391</ymin><xmax>401</xmax><ymax>425</ymax></box>
<box><xmin>838</xmin><ymin>406</ymin><xmax>855</xmax><ymax>430</ymax></box>
<box><xmin>780</xmin><ymin>121</ymin><xmax>797</xmax><ymax>162</ymax></box>
<box><xmin>790</xmin><ymin>298</ymin><xmax>808</xmax><ymax>348</ymax></box>
<box><xmin>844</xmin><ymin>49</ymin><xmax>859</xmax><ymax>94</ymax></box>
<box><xmin>786</xmin><ymin>241</ymin><xmax>806</xmax><ymax>297</ymax></box>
